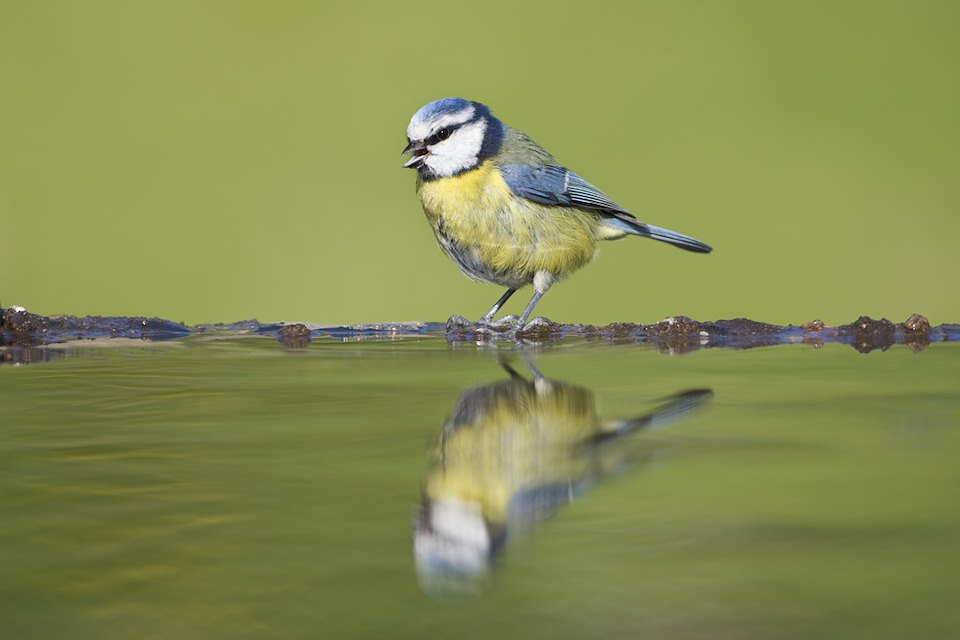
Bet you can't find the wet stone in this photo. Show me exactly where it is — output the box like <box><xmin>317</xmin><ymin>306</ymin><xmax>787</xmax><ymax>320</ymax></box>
<box><xmin>901</xmin><ymin>313</ymin><xmax>931</xmax><ymax>351</ymax></box>
<box><xmin>650</xmin><ymin>315</ymin><xmax>704</xmax><ymax>337</ymax></box>
<box><xmin>902</xmin><ymin>313</ymin><xmax>931</xmax><ymax>332</ymax></box>
<box><xmin>0</xmin><ymin>309</ymin><xmax>57</xmax><ymax>346</ymax></box>
<box><xmin>837</xmin><ymin>316</ymin><xmax>897</xmax><ymax>353</ymax></box>
<box><xmin>278</xmin><ymin>323</ymin><xmax>312</xmax><ymax>348</ymax></box>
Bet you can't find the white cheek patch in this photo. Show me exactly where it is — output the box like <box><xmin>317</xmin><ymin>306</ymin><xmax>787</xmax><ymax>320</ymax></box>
<box><xmin>424</xmin><ymin>119</ymin><xmax>487</xmax><ymax>177</ymax></box>
<box><xmin>407</xmin><ymin>105</ymin><xmax>476</xmax><ymax>142</ymax></box>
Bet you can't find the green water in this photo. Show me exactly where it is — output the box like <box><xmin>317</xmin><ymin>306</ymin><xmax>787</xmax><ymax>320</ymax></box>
<box><xmin>2</xmin><ymin>338</ymin><xmax>959</xmax><ymax>639</ymax></box>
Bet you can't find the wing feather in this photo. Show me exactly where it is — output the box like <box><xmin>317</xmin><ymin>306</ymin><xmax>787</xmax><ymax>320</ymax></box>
<box><xmin>500</xmin><ymin>164</ymin><xmax>629</xmax><ymax>215</ymax></box>
<box><xmin>498</xmin><ymin>163</ymin><xmax>713</xmax><ymax>253</ymax></box>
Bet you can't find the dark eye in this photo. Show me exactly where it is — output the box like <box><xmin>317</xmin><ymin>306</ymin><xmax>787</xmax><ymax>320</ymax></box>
<box><xmin>436</xmin><ymin>127</ymin><xmax>451</xmax><ymax>141</ymax></box>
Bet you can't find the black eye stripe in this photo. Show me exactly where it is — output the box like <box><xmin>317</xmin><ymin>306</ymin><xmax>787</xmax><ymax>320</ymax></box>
<box><xmin>426</xmin><ymin>122</ymin><xmax>464</xmax><ymax>146</ymax></box>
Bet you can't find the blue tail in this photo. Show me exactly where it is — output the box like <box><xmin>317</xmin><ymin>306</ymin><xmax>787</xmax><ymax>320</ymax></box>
<box><xmin>605</xmin><ymin>215</ymin><xmax>712</xmax><ymax>253</ymax></box>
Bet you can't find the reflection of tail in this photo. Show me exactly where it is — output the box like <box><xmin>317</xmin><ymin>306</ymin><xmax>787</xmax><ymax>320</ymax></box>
<box><xmin>590</xmin><ymin>389</ymin><xmax>713</xmax><ymax>445</ymax></box>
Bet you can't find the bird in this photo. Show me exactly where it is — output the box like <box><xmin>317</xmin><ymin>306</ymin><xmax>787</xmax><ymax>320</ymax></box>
<box><xmin>402</xmin><ymin>98</ymin><xmax>712</xmax><ymax>330</ymax></box>
<box><xmin>413</xmin><ymin>356</ymin><xmax>713</xmax><ymax>596</ymax></box>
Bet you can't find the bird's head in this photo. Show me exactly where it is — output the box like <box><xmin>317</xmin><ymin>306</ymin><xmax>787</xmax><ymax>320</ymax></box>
<box><xmin>403</xmin><ymin>98</ymin><xmax>504</xmax><ymax>179</ymax></box>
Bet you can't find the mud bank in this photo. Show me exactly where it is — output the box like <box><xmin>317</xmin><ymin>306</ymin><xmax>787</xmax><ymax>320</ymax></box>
<box><xmin>3</xmin><ymin>307</ymin><xmax>958</xmax><ymax>356</ymax></box>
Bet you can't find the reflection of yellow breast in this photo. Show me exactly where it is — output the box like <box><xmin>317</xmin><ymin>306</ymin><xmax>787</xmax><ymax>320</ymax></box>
<box><xmin>416</xmin><ymin>161</ymin><xmax>600</xmax><ymax>283</ymax></box>
<box><xmin>423</xmin><ymin>381</ymin><xmax>601</xmax><ymax>525</ymax></box>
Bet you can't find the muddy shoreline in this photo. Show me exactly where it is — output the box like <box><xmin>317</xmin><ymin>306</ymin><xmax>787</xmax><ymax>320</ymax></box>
<box><xmin>3</xmin><ymin>307</ymin><xmax>958</xmax><ymax>359</ymax></box>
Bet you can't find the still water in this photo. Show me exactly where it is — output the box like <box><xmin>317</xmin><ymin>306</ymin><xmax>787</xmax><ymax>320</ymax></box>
<box><xmin>2</xmin><ymin>337</ymin><xmax>958</xmax><ymax>639</ymax></box>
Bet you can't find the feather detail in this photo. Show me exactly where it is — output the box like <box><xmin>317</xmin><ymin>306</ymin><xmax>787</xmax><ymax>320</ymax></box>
<box><xmin>601</xmin><ymin>217</ymin><xmax>712</xmax><ymax>253</ymax></box>
<box><xmin>500</xmin><ymin>163</ymin><xmax>711</xmax><ymax>253</ymax></box>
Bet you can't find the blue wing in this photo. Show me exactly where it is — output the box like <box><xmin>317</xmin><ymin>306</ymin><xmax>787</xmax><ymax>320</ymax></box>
<box><xmin>499</xmin><ymin>164</ymin><xmax>629</xmax><ymax>215</ymax></box>
<box><xmin>499</xmin><ymin>163</ymin><xmax>713</xmax><ymax>254</ymax></box>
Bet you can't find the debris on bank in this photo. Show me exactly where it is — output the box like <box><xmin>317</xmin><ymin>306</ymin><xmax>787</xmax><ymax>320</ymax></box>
<box><xmin>2</xmin><ymin>307</ymin><xmax>959</xmax><ymax>358</ymax></box>
<box><xmin>0</xmin><ymin>309</ymin><xmax>192</xmax><ymax>345</ymax></box>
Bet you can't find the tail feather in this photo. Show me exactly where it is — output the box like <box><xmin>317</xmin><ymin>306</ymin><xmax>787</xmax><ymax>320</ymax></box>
<box><xmin>604</xmin><ymin>214</ymin><xmax>712</xmax><ymax>253</ymax></box>
<box><xmin>644</xmin><ymin>223</ymin><xmax>713</xmax><ymax>253</ymax></box>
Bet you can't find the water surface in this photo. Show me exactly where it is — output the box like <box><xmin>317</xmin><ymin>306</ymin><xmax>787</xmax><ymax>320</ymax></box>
<box><xmin>2</xmin><ymin>338</ymin><xmax>958</xmax><ymax>639</ymax></box>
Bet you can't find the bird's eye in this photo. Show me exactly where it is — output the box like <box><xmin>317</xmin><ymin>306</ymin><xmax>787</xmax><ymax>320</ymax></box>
<box><xmin>425</xmin><ymin>126</ymin><xmax>456</xmax><ymax>146</ymax></box>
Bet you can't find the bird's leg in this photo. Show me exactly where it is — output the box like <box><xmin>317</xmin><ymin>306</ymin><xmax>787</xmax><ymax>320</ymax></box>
<box><xmin>516</xmin><ymin>272</ymin><xmax>554</xmax><ymax>328</ymax></box>
<box><xmin>519</xmin><ymin>353</ymin><xmax>545</xmax><ymax>381</ymax></box>
<box><xmin>516</xmin><ymin>290</ymin><xmax>545</xmax><ymax>327</ymax></box>
<box><xmin>496</xmin><ymin>353</ymin><xmax>544</xmax><ymax>381</ymax></box>
<box><xmin>479</xmin><ymin>288</ymin><xmax>517</xmax><ymax>325</ymax></box>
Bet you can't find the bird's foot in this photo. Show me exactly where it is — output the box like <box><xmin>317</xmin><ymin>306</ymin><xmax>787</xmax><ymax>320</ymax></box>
<box><xmin>473</xmin><ymin>314</ymin><xmax>520</xmax><ymax>336</ymax></box>
<box><xmin>518</xmin><ymin>316</ymin><xmax>558</xmax><ymax>335</ymax></box>
<box><xmin>487</xmin><ymin>314</ymin><xmax>520</xmax><ymax>330</ymax></box>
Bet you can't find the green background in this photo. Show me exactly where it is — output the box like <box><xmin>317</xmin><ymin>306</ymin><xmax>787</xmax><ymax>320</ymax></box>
<box><xmin>2</xmin><ymin>1</ymin><xmax>958</xmax><ymax>326</ymax></box>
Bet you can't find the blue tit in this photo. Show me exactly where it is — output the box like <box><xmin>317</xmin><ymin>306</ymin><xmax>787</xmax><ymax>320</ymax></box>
<box><xmin>402</xmin><ymin>97</ymin><xmax>712</xmax><ymax>328</ymax></box>
<box><xmin>412</xmin><ymin>358</ymin><xmax>713</xmax><ymax>595</ymax></box>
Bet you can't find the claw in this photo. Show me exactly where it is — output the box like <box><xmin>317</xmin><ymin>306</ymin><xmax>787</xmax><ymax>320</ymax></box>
<box><xmin>489</xmin><ymin>314</ymin><xmax>520</xmax><ymax>330</ymax></box>
<box><xmin>520</xmin><ymin>317</ymin><xmax>557</xmax><ymax>333</ymax></box>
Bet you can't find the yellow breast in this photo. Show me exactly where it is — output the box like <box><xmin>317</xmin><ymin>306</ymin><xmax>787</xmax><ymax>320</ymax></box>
<box><xmin>417</xmin><ymin>161</ymin><xmax>504</xmax><ymax>222</ymax></box>
<box><xmin>416</xmin><ymin>161</ymin><xmax>599</xmax><ymax>287</ymax></box>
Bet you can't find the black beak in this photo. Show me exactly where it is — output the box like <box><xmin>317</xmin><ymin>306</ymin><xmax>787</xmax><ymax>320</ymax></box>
<box><xmin>402</xmin><ymin>141</ymin><xmax>428</xmax><ymax>169</ymax></box>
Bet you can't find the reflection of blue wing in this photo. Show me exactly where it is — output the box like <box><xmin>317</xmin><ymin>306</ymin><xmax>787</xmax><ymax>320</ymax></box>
<box><xmin>507</xmin><ymin>480</ymin><xmax>593</xmax><ymax>531</ymax></box>
<box><xmin>500</xmin><ymin>164</ymin><xmax>629</xmax><ymax>214</ymax></box>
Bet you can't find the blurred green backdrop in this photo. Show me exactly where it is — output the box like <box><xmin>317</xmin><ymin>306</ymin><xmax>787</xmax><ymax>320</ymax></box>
<box><xmin>2</xmin><ymin>1</ymin><xmax>958</xmax><ymax>326</ymax></box>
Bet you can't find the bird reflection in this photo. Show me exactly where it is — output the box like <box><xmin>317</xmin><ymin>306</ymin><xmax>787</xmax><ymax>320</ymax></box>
<box><xmin>413</xmin><ymin>358</ymin><xmax>712</xmax><ymax>597</ymax></box>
